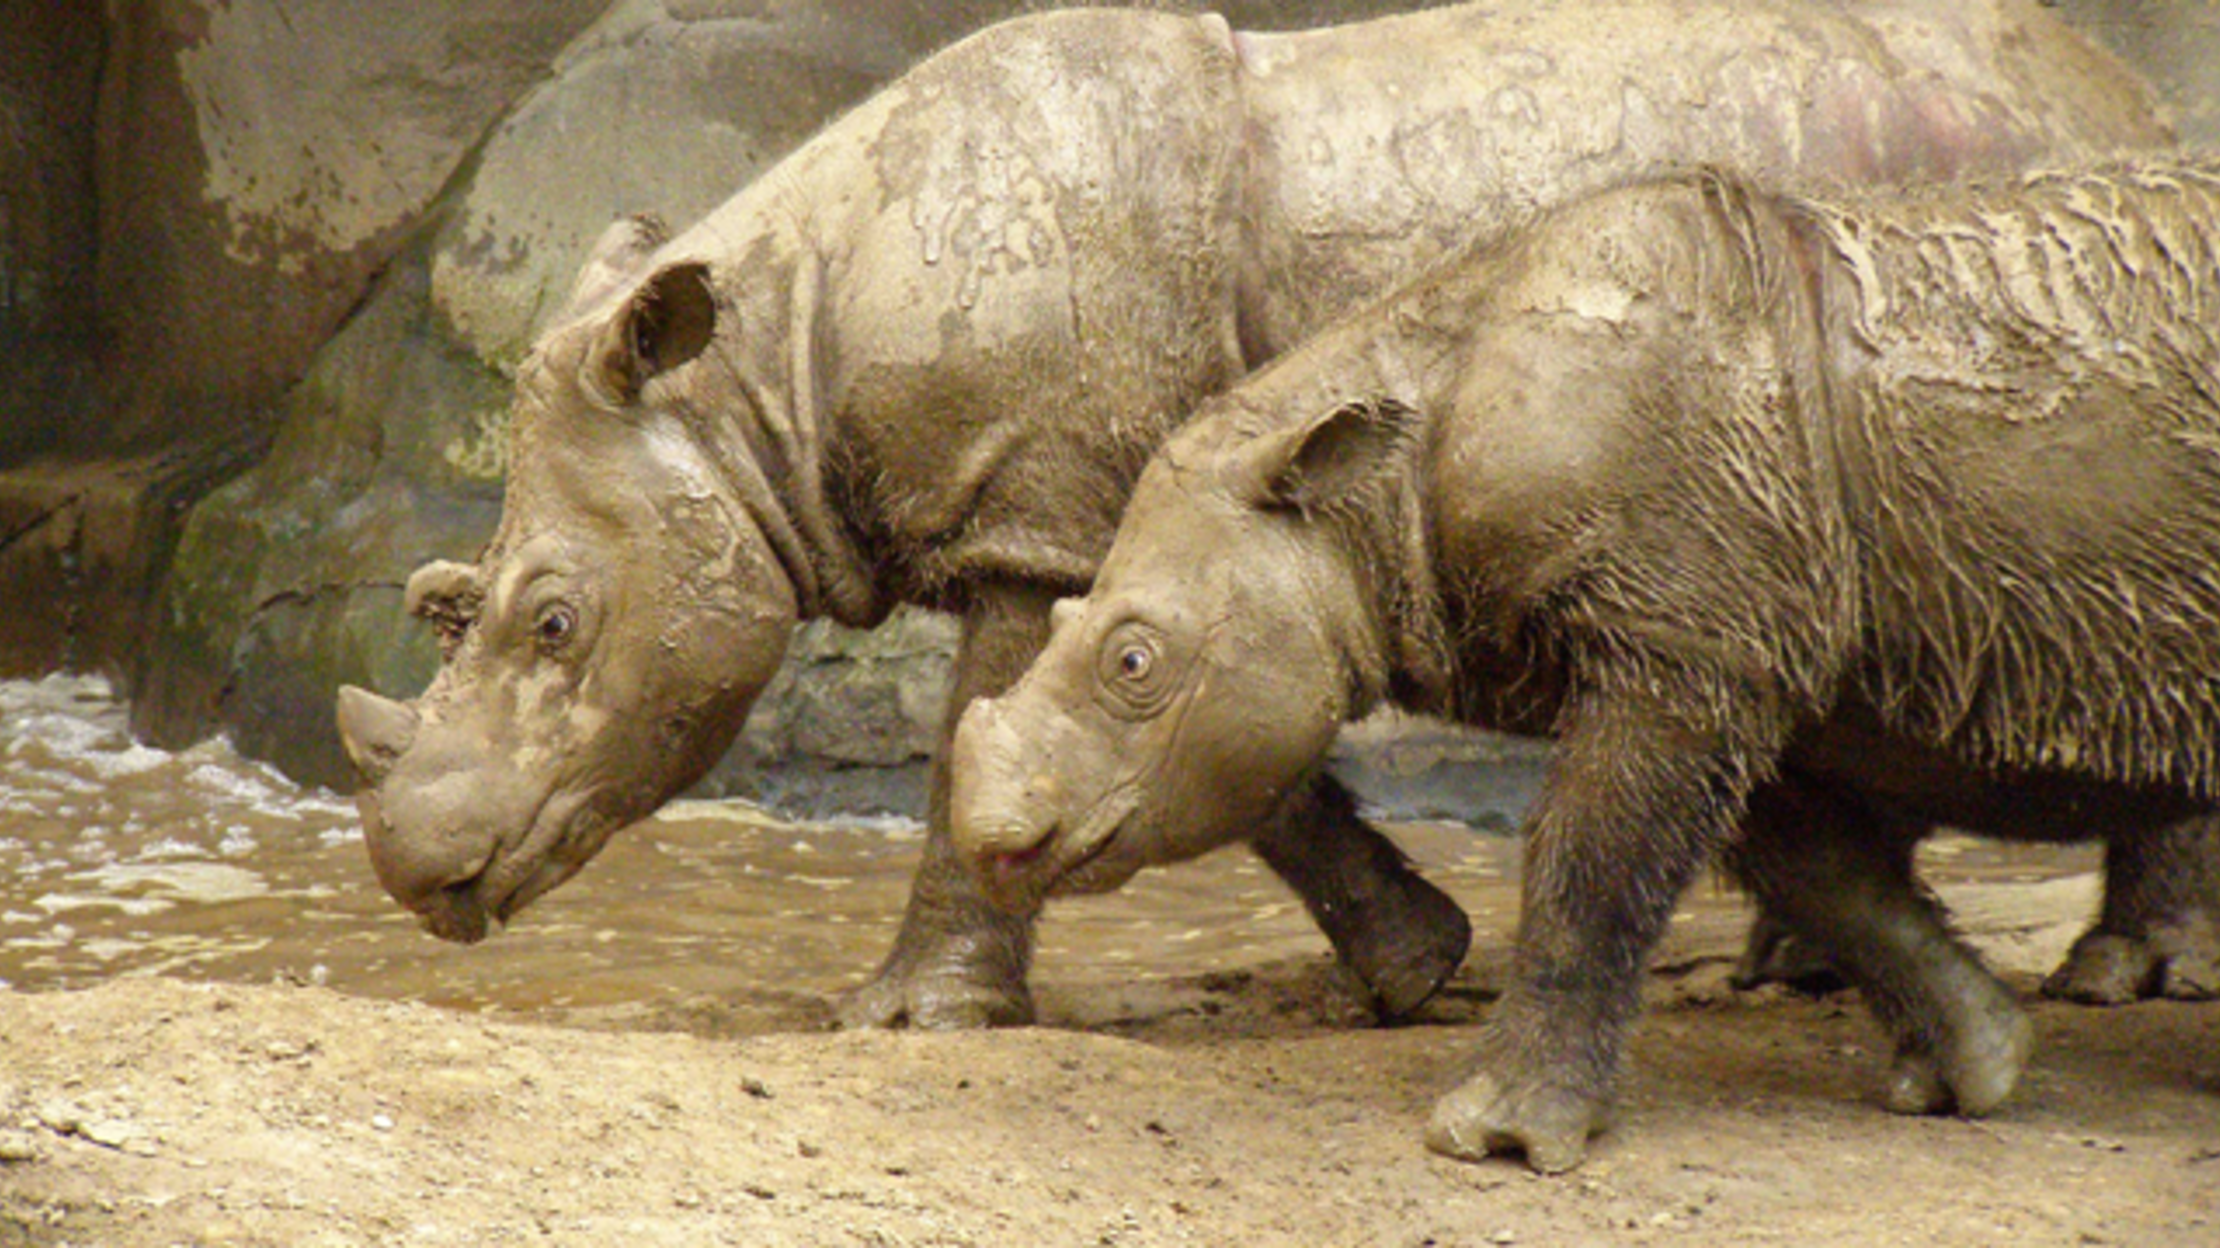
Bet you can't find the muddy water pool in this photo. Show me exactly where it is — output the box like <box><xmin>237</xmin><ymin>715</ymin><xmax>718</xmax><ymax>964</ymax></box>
<box><xmin>0</xmin><ymin>677</ymin><xmax>1535</xmax><ymax>1024</ymax></box>
<box><xmin>0</xmin><ymin>675</ymin><xmax>2099</xmax><ymax>1028</ymax></box>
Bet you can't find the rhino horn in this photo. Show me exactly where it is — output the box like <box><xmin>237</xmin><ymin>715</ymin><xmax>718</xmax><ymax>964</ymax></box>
<box><xmin>335</xmin><ymin>685</ymin><xmax>421</xmax><ymax>786</ymax></box>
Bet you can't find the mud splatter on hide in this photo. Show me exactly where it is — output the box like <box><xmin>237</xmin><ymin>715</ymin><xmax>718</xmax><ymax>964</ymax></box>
<box><xmin>1797</xmin><ymin>162</ymin><xmax>2220</xmax><ymax>793</ymax></box>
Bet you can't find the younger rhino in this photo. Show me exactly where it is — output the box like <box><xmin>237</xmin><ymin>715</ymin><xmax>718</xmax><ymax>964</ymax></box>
<box><xmin>333</xmin><ymin>0</ymin><xmax>2188</xmax><ymax>1027</ymax></box>
<box><xmin>951</xmin><ymin>161</ymin><xmax>2220</xmax><ymax>1172</ymax></box>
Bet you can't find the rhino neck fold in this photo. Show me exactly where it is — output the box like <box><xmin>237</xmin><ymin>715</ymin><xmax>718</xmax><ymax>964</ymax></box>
<box><xmin>710</xmin><ymin>229</ymin><xmax>888</xmax><ymax>631</ymax></box>
<box><xmin>1207</xmin><ymin>12</ymin><xmax>1274</xmax><ymax>373</ymax></box>
<box><xmin>1346</xmin><ymin>296</ymin><xmax>1471</xmax><ymax>719</ymax></box>
<box><xmin>1268</xmin><ymin>315</ymin><xmax>1462</xmax><ymax>719</ymax></box>
<box><xmin>772</xmin><ymin>247</ymin><xmax>887</xmax><ymax>629</ymax></box>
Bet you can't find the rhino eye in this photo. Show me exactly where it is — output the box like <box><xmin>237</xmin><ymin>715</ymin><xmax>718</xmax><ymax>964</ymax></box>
<box><xmin>1117</xmin><ymin>645</ymin><xmax>1152</xmax><ymax>681</ymax></box>
<box><xmin>1096</xmin><ymin>623</ymin><xmax>1177</xmax><ymax>720</ymax></box>
<box><xmin>535</xmin><ymin>603</ymin><xmax>579</xmax><ymax>652</ymax></box>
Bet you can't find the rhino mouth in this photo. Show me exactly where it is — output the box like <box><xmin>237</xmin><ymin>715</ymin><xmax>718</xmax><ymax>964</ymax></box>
<box><xmin>399</xmin><ymin>789</ymin><xmax>601</xmax><ymax>945</ymax></box>
<box><xmin>415</xmin><ymin>882</ymin><xmax>494</xmax><ymax>945</ymax></box>
<box><xmin>984</xmin><ymin>786</ymin><xmax>1144</xmax><ymax>908</ymax></box>
<box><xmin>984</xmin><ymin>831</ymin><xmax>1106</xmax><ymax>908</ymax></box>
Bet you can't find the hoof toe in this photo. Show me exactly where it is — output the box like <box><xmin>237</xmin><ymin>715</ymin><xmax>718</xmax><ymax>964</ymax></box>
<box><xmin>837</xmin><ymin>971</ymin><xmax>1034</xmax><ymax>1031</ymax></box>
<box><xmin>2043</xmin><ymin>933</ymin><xmax>2156</xmax><ymax>1005</ymax></box>
<box><xmin>1883</xmin><ymin>1050</ymin><xmax>1951</xmax><ymax>1115</ymax></box>
<box><xmin>1424</xmin><ymin>1069</ymin><xmax>1600</xmax><ymax>1174</ymax></box>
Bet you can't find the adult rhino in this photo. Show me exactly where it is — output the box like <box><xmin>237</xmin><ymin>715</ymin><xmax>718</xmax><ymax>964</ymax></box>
<box><xmin>948</xmin><ymin>160</ymin><xmax>2220</xmax><ymax>1170</ymax></box>
<box><xmin>334</xmin><ymin>0</ymin><xmax>2182</xmax><ymax>1028</ymax></box>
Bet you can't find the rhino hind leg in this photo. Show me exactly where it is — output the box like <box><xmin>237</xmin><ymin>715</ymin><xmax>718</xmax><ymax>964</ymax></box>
<box><xmin>1732</xmin><ymin>779</ymin><xmax>2031</xmax><ymax>1117</ymax></box>
<box><xmin>1728</xmin><ymin>907</ymin><xmax>1851</xmax><ymax>995</ymax></box>
<box><xmin>1736</xmin><ymin>810</ymin><xmax>2220</xmax><ymax>1006</ymax></box>
<box><xmin>2043</xmin><ymin>813</ymin><xmax>2220</xmax><ymax>1004</ymax></box>
<box><xmin>1250</xmin><ymin>772</ymin><xmax>1472</xmax><ymax>1020</ymax></box>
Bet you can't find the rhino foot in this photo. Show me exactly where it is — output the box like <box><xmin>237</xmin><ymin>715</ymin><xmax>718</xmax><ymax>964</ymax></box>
<box><xmin>2042</xmin><ymin>931</ymin><xmax>2161</xmax><ymax>1005</ymax></box>
<box><xmin>2044</xmin><ymin>917</ymin><xmax>2220</xmax><ymax>1004</ymax></box>
<box><xmin>1424</xmin><ymin>1058</ymin><xmax>1607</xmax><ymax>1174</ymax></box>
<box><xmin>1879</xmin><ymin>991</ymin><xmax>2032</xmax><ymax>1117</ymax></box>
<box><xmin>844</xmin><ymin>828</ymin><xmax>1038</xmax><ymax>1030</ymax></box>
<box><xmin>1248</xmin><ymin>778</ymin><xmax>1472</xmax><ymax>1020</ymax></box>
<box><xmin>1881</xmin><ymin>1048</ymin><xmax>1951</xmax><ymax>1116</ymax></box>
<box><xmin>838</xmin><ymin>959</ymin><xmax>1035</xmax><ymax>1030</ymax></box>
<box><xmin>2153</xmin><ymin>916</ymin><xmax>2220</xmax><ymax>999</ymax></box>
<box><xmin>1339</xmin><ymin>871</ymin><xmax>1472</xmax><ymax>1020</ymax></box>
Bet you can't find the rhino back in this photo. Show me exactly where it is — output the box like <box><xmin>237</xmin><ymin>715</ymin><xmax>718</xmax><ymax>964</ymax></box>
<box><xmin>1808</xmin><ymin>164</ymin><xmax>2220</xmax><ymax>790</ymax></box>
<box><xmin>658</xmin><ymin>0</ymin><xmax>2167</xmax><ymax>617</ymax></box>
<box><xmin>1230</xmin><ymin>0</ymin><xmax>2168</xmax><ymax>356</ymax></box>
<box><xmin>1387</xmin><ymin>166</ymin><xmax>2220</xmax><ymax>792</ymax></box>
<box><xmin>794</xmin><ymin>10</ymin><xmax>1252</xmax><ymax>603</ymax></box>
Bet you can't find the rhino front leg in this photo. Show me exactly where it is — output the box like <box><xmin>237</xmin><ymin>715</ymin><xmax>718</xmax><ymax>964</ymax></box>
<box><xmin>1427</xmin><ymin>697</ymin><xmax>1760</xmax><ymax>1172</ymax></box>
<box><xmin>1250</xmin><ymin>772</ymin><xmax>1471</xmax><ymax>1019</ymax></box>
<box><xmin>840</xmin><ymin>583</ymin><xmax>1056</xmax><ymax>1030</ymax></box>
<box><xmin>2044</xmin><ymin>813</ymin><xmax>2220</xmax><ymax>1004</ymax></box>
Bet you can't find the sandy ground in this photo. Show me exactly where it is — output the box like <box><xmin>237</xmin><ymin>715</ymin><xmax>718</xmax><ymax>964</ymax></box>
<box><xmin>3</xmin><ymin>862</ymin><xmax>2216</xmax><ymax>1247</ymax></box>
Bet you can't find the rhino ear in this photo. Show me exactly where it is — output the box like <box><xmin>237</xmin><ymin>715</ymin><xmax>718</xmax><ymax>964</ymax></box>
<box><xmin>405</xmin><ymin>560</ymin><xmax>482</xmax><ymax>657</ymax></box>
<box><xmin>564</xmin><ymin>213</ymin><xmax>670</xmax><ymax>313</ymax></box>
<box><xmin>587</xmin><ymin>261</ymin><xmax>718</xmax><ymax>405</ymax></box>
<box><xmin>1244</xmin><ymin>397</ymin><xmax>1422</xmax><ymax>515</ymax></box>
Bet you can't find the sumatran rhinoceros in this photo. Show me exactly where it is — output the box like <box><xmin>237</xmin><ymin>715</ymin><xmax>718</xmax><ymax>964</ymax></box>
<box><xmin>948</xmin><ymin>160</ymin><xmax>2220</xmax><ymax>1171</ymax></box>
<box><xmin>332</xmin><ymin>0</ymin><xmax>2186</xmax><ymax>1028</ymax></box>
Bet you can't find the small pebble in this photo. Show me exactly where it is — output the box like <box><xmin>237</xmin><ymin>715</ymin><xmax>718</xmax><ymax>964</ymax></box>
<box><xmin>371</xmin><ymin>1114</ymin><xmax>395</xmax><ymax>1132</ymax></box>
<box><xmin>81</xmin><ymin>1119</ymin><xmax>147</xmax><ymax>1152</ymax></box>
<box><xmin>35</xmin><ymin>1100</ymin><xmax>84</xmax><ymax>1134</ymax></box>
<box><xmin>0</xmin><ymin>1131</ymin><xmax>42</xmax><ymax>1164</ymax></box>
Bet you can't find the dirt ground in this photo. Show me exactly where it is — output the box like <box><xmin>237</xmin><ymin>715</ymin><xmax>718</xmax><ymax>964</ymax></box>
<box><xmin>3</xmin><ymin>857</ymin><xmax>2216</xmax><ymax>1248</ymax></box>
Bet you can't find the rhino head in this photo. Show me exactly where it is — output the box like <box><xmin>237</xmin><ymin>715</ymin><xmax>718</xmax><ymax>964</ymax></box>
<box><xmin>950</xmin><ymin>398</ymin><xmax>1414</xmax><ymax>911</ymax></box>
<box><xmin>336</xmin><ymin>217</ymin><xmax>813</xmax><ymax>942</ymax></box>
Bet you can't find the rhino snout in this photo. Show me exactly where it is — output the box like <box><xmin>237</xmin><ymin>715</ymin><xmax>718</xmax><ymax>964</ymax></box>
<box><xmin>335</xmin><ymin>686</ymin><xmax>420</xmax><ymax>786</ymax></box>
<box><xmin>356</xmin><ymin>767</ymin><xmax>507</xmax><ymax>944</ymax></box>
<box><xmin>950</xmin><ymin>697</ymin><xmax>1075</xmax><ymax>896</ymax></box>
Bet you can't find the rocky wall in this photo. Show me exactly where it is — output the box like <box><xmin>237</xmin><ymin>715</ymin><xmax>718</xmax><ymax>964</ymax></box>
<box><xmin>0</xmin><ymin>2</ymin><xmax>102</xmax><ymax>466</ymax></box>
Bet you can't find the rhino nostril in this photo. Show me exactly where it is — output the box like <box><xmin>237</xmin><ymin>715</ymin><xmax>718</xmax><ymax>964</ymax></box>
<box><xmin>1022</xmin><ymin>771</ymin><xmax>1063</xmax><ymax>808</ymax></box>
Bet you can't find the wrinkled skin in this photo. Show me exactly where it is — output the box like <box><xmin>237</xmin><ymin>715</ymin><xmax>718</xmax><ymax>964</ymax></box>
<box><xmin>953</xmin><ymin>163</ymin><xmax>2220</xmax><ymax>1172</ymax></box>
<box><xmin>335</xmin><ymin>1</ymin><xmax>2186</xmax><ymax>1022</ymax></box>
<box><xmin>338</xmin><ymin>243</ymin><xmax>801</xmax><ymax>941</ymax></box>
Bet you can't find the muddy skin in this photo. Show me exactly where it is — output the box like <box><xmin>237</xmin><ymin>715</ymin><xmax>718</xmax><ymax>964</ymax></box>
<box><xmin>333</xmin><ymin>2</ymin><xmax>2174</xmax><ymax>1027</ymax></box>
<box><xmin>952</xmin><ymin>162</ymin><xmax>2220</xmax><ymax>1174</ymax></box>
